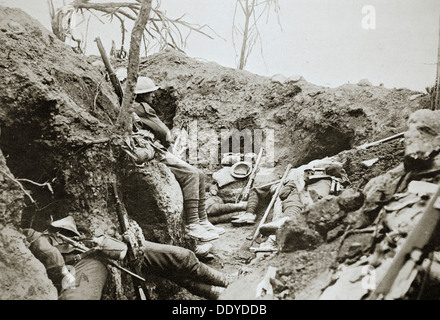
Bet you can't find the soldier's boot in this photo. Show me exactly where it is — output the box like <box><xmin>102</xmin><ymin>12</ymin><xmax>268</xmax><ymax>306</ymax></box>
<box><xmin>185</xmin><ymin>199</ymin><xmax>219</xmax><ymax>242</ymax></box>
<box><xmin>180</xmin><ymin>280</ymin><xmax>225</xmax><ymax>300</ymax></box>
<box><xmin>259</xmin><ymin>216</ymin><xmax>291</xmax><ymax>236</ymax></box>
<box><xmin>198</xmin><ymin>197</ymin><xmax>225</xmax><ymax>235</ymax></box>
<box><xmin>195</xmin><ymin>263</ymin><xmax>231</xmax><ymax>288</ymax></box>
<box><xmin>194</xmin><ymin>242</ymin><xmax>213</xmax><ymax>259</ymax></box>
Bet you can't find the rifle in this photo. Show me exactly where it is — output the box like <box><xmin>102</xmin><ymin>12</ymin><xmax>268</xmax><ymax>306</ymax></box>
<box><xmin>112</xmin><ymin>181</ymin><xmax>149</xmax><ymax>300</ymax></box>
<box><xmin>249</xmin><ymin>163</ymin><xmax>292</xmax><ymax>247</ymax></box>
<box><xmin>368</xmin><ymin>183</ymin><xmax>440</xmax><ymax>300</ymax></box>
<box><xmin>95</xmin><ymin>36</ymin><xmax>124</xmax><ymax>105</ymax></box>
<box><xmin>236</xmin><ymin>147</ymin><xmax>264</xmax><ymax>203</ymax></box>
<box><xmin>356</xmin><ymin>132</ymin><xmax>405</xmax><ymax>150</ymax></box>
<box><xmin>56</xmin><ymin>232</ymin><xmax>146</xmax><ymax>283</ymax></box>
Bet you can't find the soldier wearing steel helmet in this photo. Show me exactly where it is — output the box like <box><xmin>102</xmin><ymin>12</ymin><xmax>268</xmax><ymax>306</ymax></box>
<box><xmin>117</xmin><ymin>70</ymin><xmax>224</xmax><ymax>243</ymax></box>
<box><xmin>24</xmin><ymin>215</ymin><xmax>232</xmax><ymax>300</ymax></box>
<box><xmin>23</xmin><ymin>216</ymin><xmax>110</xmax><ymax>300</ymax></box>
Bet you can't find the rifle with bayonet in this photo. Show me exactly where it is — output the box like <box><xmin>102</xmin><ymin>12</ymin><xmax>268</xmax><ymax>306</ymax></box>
<box><xmin>56</xmin><ymin>232</ymin><xmax>146</xmax><ymax>284</ymax></box>
<box><xmin>112</xmin><ymin>181</ymin><xmax>149</xmax><ymax>300</ymax></box>
<box><xmin>236</xmin><ymin>147</ymin><xmax>264</xmax><ymax>203</ymax></box>
<box><xmin>367</xmin><ymin>183</ymin><xmax>440</xmax><ymax>300</ymax></box>
<box><xmin>95</xmin><ymin>36</ymin><xmax>124</xmax><ymax>105</ymax></box>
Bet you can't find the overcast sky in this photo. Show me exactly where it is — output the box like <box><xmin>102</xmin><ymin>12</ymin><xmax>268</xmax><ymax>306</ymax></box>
<box><xmin>0</xmin><ymin>0</ymin><xmax>439</xmax><ymax>91</ymax></box>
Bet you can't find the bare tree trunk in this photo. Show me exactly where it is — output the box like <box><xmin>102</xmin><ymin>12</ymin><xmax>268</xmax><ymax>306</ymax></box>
<box><xmin>116</xmin><ymin>0</ymin><xmax>153</xmax><ymax>137</ymax></box>
<box><xmin>238</xmin><ymin>0</ymin><xmax>253</xmax><ymax>70</ymax></box>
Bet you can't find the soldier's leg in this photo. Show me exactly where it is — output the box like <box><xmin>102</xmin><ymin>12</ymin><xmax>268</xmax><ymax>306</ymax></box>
<box><xmin>142</xmin><ymin>241</ymin><xmax>230</xmax><ymax>288</ymax></box>
<box><xmin>231</xmin><ymin>186</ymin><xmax>271</xmax><ymax>225</ymax></box>
<box><xmin>160</xmin><ymin>152</ymin><xmax>218</xmax><ymax>241</ymax></box>
<box><xmin>196</xmin><ymin>169</ymin><xmax>225</xmax><ymax>234</ymax></box>
<box><xmin>260</xmin><ymin>186</ymin><xmax>304</xmax><ymax>236</ymax></box>
<box><xmin>208</xmin><ymin>202</ymin><xmax>248</xmax><ymax>216</ymax></box>
<box><xmin>58</xmin><ymin>257</ymin><xmax>108</xmax><ymax>300</ymax></box>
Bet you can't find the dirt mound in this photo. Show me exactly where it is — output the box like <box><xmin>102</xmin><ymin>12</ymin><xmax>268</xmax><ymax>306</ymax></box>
<box><xmin>0</xmin><ymin>6</ymin><xmax>185</xmax><ymax>300</ymax></box>
<box><xmin>138</xmin><ymin>49</ymin><xmax>428</xmax><ymax>170</ymax></box>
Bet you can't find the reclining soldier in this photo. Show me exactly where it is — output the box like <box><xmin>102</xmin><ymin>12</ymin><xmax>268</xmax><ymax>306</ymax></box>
<box><xmin>231</xmin><ymin>162</ymin><xmax>350</xmax><ymax>235</ymax></box>
<box><xmin>119</xmin><ymin>71</ymin><xmax>223</xmax><ymax>242</ymax></box>
<box><xmin>24</xmin><ymin>216</ymin><xmax>231</xmax><ymax>300</ymax></box>
<box><xmin>231</xmin><ymin>179</ymin><xmax>303</xmax><ymax>235</ymax></box>
<box><xmin>206</xmin><ymin>183</ymin><xmax>248</xmax><ymax>217</ymax></box>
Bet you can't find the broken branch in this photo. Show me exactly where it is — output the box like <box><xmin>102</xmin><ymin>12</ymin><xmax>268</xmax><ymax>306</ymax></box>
<box><xmin>0</xmin><ymin>169</ymin><xmax>36</xmax><ymax>204</ymax></box>
<box><xmin>70</xmin><ymin>136</ymin><xmax>111</xmax><ymax>145</ymax></box>
<box><xmin>74</xmin><ymin>2</ymin><xmax>140</xmax><ymax>10</ymax></box>
<box><xmin>16</xmin><ymin>178</ymin><xmax>54</xmax><ymax>195</ymax></box>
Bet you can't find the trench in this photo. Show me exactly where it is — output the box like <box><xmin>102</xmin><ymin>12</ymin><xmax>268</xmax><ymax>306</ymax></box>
<box><xmin>297</xmin><ymin>126</ymin><xmax>354</xmax><ymax>166</ymax></box>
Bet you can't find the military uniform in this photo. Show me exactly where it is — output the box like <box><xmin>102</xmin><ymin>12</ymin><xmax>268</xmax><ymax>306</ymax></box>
<box><xmin>23</xmin><ymin>217</ymin><xmax>108</xmax><ymax>300</ymax></box>
<box><xmin>25</xmin><ymin>216</ymin><xmax>231</xmax><ymax>300</ymax></box>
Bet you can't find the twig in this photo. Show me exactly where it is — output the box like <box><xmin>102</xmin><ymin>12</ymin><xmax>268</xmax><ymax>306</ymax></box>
<box><xmin>16</xmin><ymin>178</ymin><xmax>54</xmax><ymax>194</ymax></box>
<box><xmin>35</xmin><ymin>200</ymin><xmax>63</xmax><ymax>212</ymax></box>
<box><xmin>93</xmin><ymin>81</ymin><xmax>103</xmax><ymax>111</ymax></box>
<box><xmin>0</xmin><ymin>169</ymin><xmax>36</xmax><ymax>204</ymax></box>
<box><xmin>83</xmin><ymin>15</ymin><xmax>91</xmax><ymax>54</ymax></box>
<box><xmin>61</xmin><ymin>0</ymin><xmax>220</xmax><ymax>53</ymax></box>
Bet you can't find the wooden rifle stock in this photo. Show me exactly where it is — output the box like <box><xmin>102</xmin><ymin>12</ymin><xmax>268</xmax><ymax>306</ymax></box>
<box><xmin>112</xmin><ymin>181</ymin><xmax>149</xmax><ymax>300</ymax></box>
<box><xmin>95</xmin><ymin>36</ymin><xmax>124</xmax><ymax>105</ymax></box>
<box><xmin>368</xmin><ymin>183</ymin><xmax>440</xmax><ymax>300</ymax></box>
<box><xmin>56</xmin><ymin>232</ymin><xmax>146</xmax><ymax>283</ymax></box>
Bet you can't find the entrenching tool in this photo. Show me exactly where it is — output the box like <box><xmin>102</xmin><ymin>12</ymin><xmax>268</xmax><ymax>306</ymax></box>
<box><xmin>356</xmin><ymin>132</ymin><xmax>405</xmax><ymax>150</ymax></box>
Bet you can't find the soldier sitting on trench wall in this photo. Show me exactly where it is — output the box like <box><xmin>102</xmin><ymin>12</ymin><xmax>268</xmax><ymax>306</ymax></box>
<box><xmin>118</xmin><ymin>70</ymin><xmax>223</xmax><ymax>243</ymax></box>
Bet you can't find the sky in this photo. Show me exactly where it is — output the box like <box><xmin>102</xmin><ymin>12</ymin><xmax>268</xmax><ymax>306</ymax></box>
<box><xmin>0</xmin><ymin>0</ymin><xmax>439</xmax><ymax>91</ymax></box>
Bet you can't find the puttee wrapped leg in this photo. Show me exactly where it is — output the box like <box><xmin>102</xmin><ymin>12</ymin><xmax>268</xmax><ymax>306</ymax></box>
<box><xmin>193</xmin><ymin>263</ymin><xmax>231</xmax><ymax>288</ymax></box>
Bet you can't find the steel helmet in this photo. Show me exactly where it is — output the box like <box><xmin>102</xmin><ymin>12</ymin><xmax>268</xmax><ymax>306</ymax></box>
<box><xmin>50</xmin><ymin>216</ymin><xmax>81</xmax><ymax>236</ymax></box>
<box><xmin>135</xmin><ymin>76</ymin><xmax>159</xmax><ymax>94</ymax></box>
<box><xmin>231</xmin><ymin>161</ymin><xmax>252</xmax><ymax>179</ymax></box>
